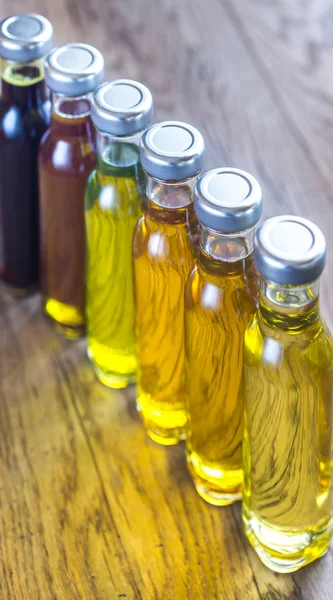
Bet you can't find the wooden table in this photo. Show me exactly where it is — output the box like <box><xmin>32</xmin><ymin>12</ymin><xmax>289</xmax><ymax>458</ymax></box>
<box><xmin>1</xmin><ymin>0</ymin><xmax>333</xmax><ymax>598</ymax></box>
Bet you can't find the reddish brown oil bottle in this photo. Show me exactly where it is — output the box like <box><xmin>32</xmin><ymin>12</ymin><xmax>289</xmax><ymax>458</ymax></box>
<box><xmin>39</xmin><ymin>44</ymin><xmax>104</xmax><ymax>337</ymax></box>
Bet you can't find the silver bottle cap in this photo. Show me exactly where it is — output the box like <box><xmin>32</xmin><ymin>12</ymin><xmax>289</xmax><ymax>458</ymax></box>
<box><xmin>45</xmin><ymin>43</ymin><xmax>104</xmax><ymax>97</ymax></box>
<box><xmin>0</xmin><ymin>14</ymin><xmax>53</xmax><ymax>62</ymax></box>
<box><xmin>255</xmin><ymin>216</ymin><xmax>326</xmax><ymax>285</ymax></box>
<box><xmin>91</xmin><ymin>79</ymin><xmax>153</xmax><ymax>136</ymax></box>
<box><xmin>140</xmin><ymin>121</ymin><xmax>205</xmax><ymax>181</ymax></box>
<box><xmin>194</xmin><ymin>168</ymin><xmax>262</xmax><ymax>233</ymax></box>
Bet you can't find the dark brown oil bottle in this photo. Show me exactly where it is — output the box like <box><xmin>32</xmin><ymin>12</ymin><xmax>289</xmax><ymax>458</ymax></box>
<box><xmin>0</xmin><ymin>14</ymin><xmax>53</xmax><ymax>294</ymax></box>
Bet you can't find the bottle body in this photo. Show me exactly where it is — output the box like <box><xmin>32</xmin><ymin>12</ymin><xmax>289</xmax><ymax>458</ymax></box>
<box><xmin>85</xmin><ymin>134</ymin><xmax>144</xmax><ymax>387</ymax></box>
<box><xmin>243</xmin><ymin>280</ymin><xmax>333</xmax><ymax>572</ymax></box>
<box><xmin>185</xmin><ymin>228</ymin><xmax>259</xmax><ymax>504</ymax></box>
<box><xmin>39</xmin><ymin>95</ymin><xmax>96</xmax><ymax>338</ymax></box>
<box><xmin>133</xmin><ymin>178</ymin><xmax>196</xmax><ymax>444</ymax></box>
<box><xmin>0</xmin><ymin>58</ymin><xmax>50</xmax><ymax>294</ymax></box>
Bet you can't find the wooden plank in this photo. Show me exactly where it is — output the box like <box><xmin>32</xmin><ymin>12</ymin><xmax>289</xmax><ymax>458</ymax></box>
<box><xmin>219</xmin><ymin>0</ymin><xmax>333</xmax><ymax>327</ymax></box>
<box><xmin>0</xmin><ymin>0</ymin><xmax>332</xmax><ymax>597</ymax></box>
<box><xmin>0</xmin><ymin>292</ymin><xmax>138</xmax><ymax>599</ymax></box>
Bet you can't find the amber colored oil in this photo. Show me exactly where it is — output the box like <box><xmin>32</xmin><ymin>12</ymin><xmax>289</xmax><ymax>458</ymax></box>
<box><xmin>133</xmin><ymin>190</ymin><xmax>196</xmax><ymax>445</ymax></box>
<box><xmin>185</xmin><ymin>239</ymin><xmax>259</xmax><ymax>505</ymax></box>
<box><xmin>243</xmin><ymin>288</ymin><xmax>333</xmax><ymax>572</ymax></box>
<box><xmin>85</xmin><ymin>142</ymin><xmax>144</xmax><ymax>388</ymax></box>
<box><xmin>39</xmin><ymin>98</ymin><xmax>96</xmax><ymax>338</ymax></box>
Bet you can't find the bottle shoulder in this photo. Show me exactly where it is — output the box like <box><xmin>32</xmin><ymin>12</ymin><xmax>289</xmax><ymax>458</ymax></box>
<box><xmin>85</xmin><ymin>170</ymin><xmax>143</xmax><ymax>214</ymax></box>
<box><xmin>246</xmin><ymin>309</ymin><xmax>331</xmax><ymax>339</ymax></box>
<box><xmin>0</xmin><ymin>98</ymin><xmax>49</xmax><ymax>141</ymax></box>
<box><xmin>39</xmin><ymin>127</ymin><xmax>95</xmax><ymax>149</ymax></box>
<box><xmin>84</xmin><ymin>169</ymin><xmax>98</xmax><ymax>209</ymax></box>
<box><xmin>0</xmin><ymin>94</ymin><xmax>49</xmax><ymax>114</ymax></box>
<box><xmin>244</xmin><ymin>311</ymin><xmax>333</xmax><ymax>371</ymax></box>
<box><xmin>185</xmin><ymin>262</ymin><xmax>258</xmax><ymax>317</ymax></box>
<box><xmin>86</xmin><ymin>168</ymin><xmax>98</xmax><ymax>187</ymax></box>
<box><xmin>39</xmin><ymin>132</ymin><xmax>96</xmax><ymax>173</ymax></box>
<box><xmin>133</xmin><ymin>213</ymin><xmax>195</xmax><ymax>263</ymax></box>
<box><xmin>134</xmin><ymin>212</ymin><xmax>195</xmax><ymax>236</ymax></box>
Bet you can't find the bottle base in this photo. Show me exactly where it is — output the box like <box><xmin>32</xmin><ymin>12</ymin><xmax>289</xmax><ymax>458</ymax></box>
<box><xmin>137</xmin><ymin>392</ymin><xmax>187</xmax><ymax>445</ymax></box>
<box><xmin>145</xmin><ymin>426</ymin><xmax>186</xmax><ymax>446</ymax></box>
<box><xmin>92</xmin><ymin>363</ymin><xmax>136</xmax><ymax>389</ymax></box>
<box><xmin>186</xmin><ymin>450</ymin><xmax>242</xmax><ymax>506</ymax></box>
<box><xmin>243</xmin><ymin>506</ymin><xmax>332</xmax><ymax>573</ymax></box>
<box><xmin>0</xmin><ymin>279</ymin><xmax>38</xmax><ymax>298</ymax></box>
<box><xmin>87</xmin><ymin>341</ymin><xmax>136</xmax><ymax>389</ymax></box>
<box><xmin>44</xmin><ymin>297</ymin><xmax>85</xmax><ymax>339</ymax></box>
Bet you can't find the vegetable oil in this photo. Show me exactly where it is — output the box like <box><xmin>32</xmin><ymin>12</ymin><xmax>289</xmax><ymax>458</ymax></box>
<box><xmin>243</xmin><ymin>215</ymin><xmax>333</xmax><ymax>572</ymax></box>
<box><xmin>39</xmin><ymin>43</ymin><xmax>104</xmax><ymax>338</ymax></box>
<box><xmin>85</xmin><ymin>80</ymin><xmax>152</xmax><ymax>388</ymax></box>
<box><xmin>185</xmin><ymin>168</ymin><xmax>262</xmax><ymax>505</ymax></box>
<box><xmin>133</xmin><ymin>121</ymin><xmax>205</xmax><ymax>444</ymax></box>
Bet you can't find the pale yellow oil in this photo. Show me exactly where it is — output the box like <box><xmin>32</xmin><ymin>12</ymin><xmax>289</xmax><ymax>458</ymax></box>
<box><xmin>133</xmin><ymin>195</ymin><xmax>196</xmax><ymax>444</ymax></box>
<box><xmin>85</xmin><ymin>143</ymin><xmax>143</xmax><ymax>388</ymax></box>
<box><xmin>243</xmin><ymin>289</ymin><xmax>333</xmax><ymax>572</ymax></box>
<box><xmin>185</xmin><ymin>242</ymin><xmax>259</xmax><ymax>505</ymax></box>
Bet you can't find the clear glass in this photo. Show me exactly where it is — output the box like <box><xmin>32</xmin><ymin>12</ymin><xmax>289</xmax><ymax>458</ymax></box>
<box><xmin>85</xmin><ymin>130</ymin><xmax>145</xmax><ymax>388</ymax></box>
<box><xmin>39</xmin><ymin>92</ymin><xmax>96</xmax><ymax>338</ymax></box>
<box><xmin>243</xmin><ymin>276</ymin><xmax>333</xmax><ymax>572</ymax></box>
<box><xmin>133</xmin><ymin>174</ymin><xmax>198</xmax><ymax>444</ymax></box>
<box><xmin>0</xmin><ymin>57</ymin><xmax>50</xmax><ymax>294</ymax></box>
<box><xmin>185</xmin><ymin>224</ymin><xmax>259</xmax><ymax>504</ymax></box>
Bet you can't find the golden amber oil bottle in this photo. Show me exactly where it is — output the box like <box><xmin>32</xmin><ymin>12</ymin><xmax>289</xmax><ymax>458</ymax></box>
<box><xmin>85</xmin><ymin>80</ymin><xmax>153</xmax><ymax>388</ymax></box>
<box><xmin>133</xmin><ymin>121</ymin><xmax>205</xmax><ymax>445</ymax></box>
<box><xmin>243</xmin><ymin>215</ymin><xmax>333</xmax><ymax>573</ymax></box>
<box><xmin>185</xmin><ymin>168</ymin><xmax>262</xmax><ymax>505</ymax></box>
<box><xmin>39</xmin><ymin>43</ymin><xmax>104</xmax><ymax>338</ymax></box>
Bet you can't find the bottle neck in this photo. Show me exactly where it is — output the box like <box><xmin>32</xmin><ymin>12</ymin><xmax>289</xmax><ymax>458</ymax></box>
<box><xmin>50</xmin><ymin>92</ymin><xmax>95</xmax><ymax>140</ymax></box>
<box><xmin>146</xmin><ymin>174</ymin><xmax>197</xmax><ymax>224</ymax></box>
<box><xmin>95</xmin><ymin>130</ymin><xmax>144</xmax><ymax>181</ymax></box>
<box><xmin>0</xmin><ymin>57</ymin><xmax>47</xmax><ymax>104</ymax></box>
<box><xmin>52</xmin><ymin>92</ymin><xmax>92</xmax><ymax>120</ymax></box>
<box><xmin>199</xmin><ymin>223</ymin><xmax>255</xmax><ymax>273</ymax></box>
<box><xmin>200</xmin><ymin>224</ymin><xmax>254</xmax><ymax>260</ymax></box>
<box><xmin>259</xmin><ymin>277</ymin><xmax>320</xmax><ymax>330</ymax></box>
<box><xmin>96</xmin><ymin>130</ymin><xmax>140</xmax><ymax>162</ymax></box>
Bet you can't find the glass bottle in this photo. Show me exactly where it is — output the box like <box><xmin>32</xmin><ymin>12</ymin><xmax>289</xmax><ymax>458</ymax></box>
<box><xmin>85</xmin><ymin>79</ymin><xmax>153</xmax><ymax>388</ymax></box>
<box><xmin>243</xmin><ymin>215</ymin><xmax>333</xmax><ymax>572</ymax></box>
<box><xmin>185</xmin><ymin>168</ymin><xmax>262</xmax><ymax>505</ymax></box>
<box><xmin>0</xmin><ymin>14</ymin><xmax>53</xmax><ymax>294</ymax></box>
<box><xmin>39</xmin><ymin>44</ymin><xmax>104</xmax><ymax>338</ymax></box>
<box><xmin>133</xmin><ymin>121</ymin><xmax>205</xmax><ymax>445</ymax></box>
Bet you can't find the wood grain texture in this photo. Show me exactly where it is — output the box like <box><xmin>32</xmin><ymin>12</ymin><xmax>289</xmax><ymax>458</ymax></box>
<box><xmin>0</xmin><ymin>0</ymin><xmax>333</xmax><ymax>598</ymax></box>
